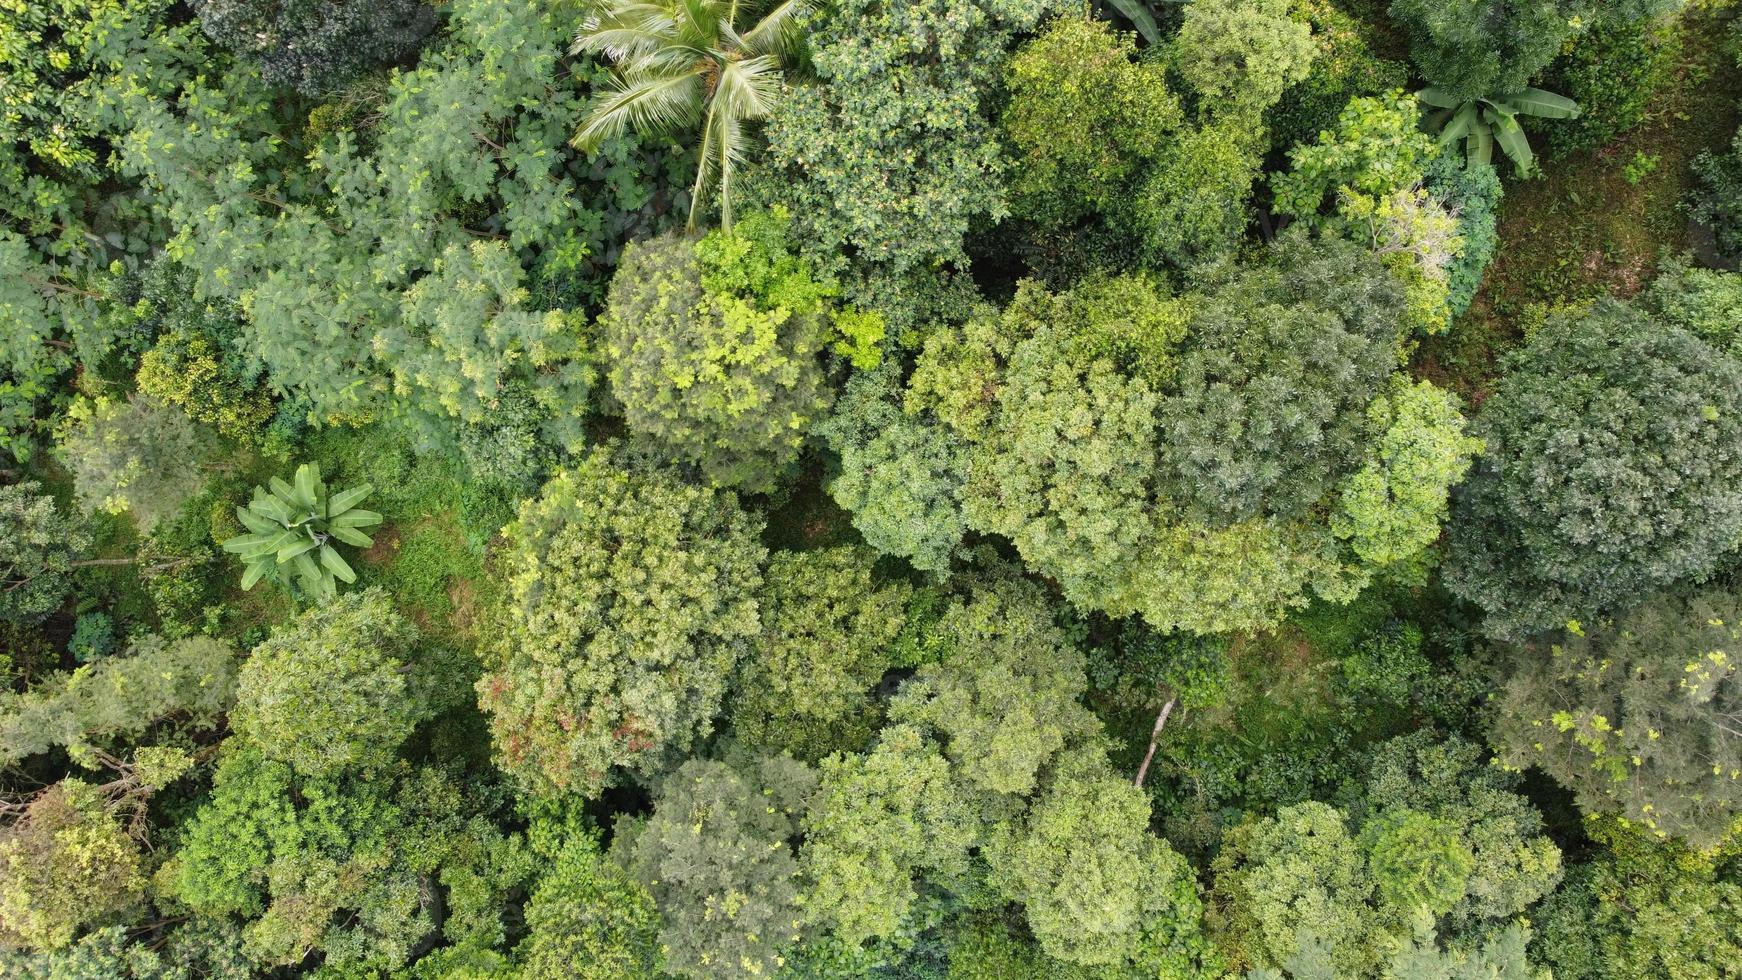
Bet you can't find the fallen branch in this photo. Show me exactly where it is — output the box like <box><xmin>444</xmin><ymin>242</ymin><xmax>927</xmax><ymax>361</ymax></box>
<box><xmin>1133</xmin><ymin>696</ymin><xmax>1177</xmax><ymax>790</ymax></box>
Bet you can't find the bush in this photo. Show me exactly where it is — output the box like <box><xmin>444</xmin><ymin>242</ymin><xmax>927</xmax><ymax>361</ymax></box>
<box><xmin>1540</xmin><ymin>15</ymin><xmax>1678</xmax><ymax>159</ymax></box>
<box><xmin>1425</xmin><ymin>156</ymin><xmax>1503</xmax><ymax>317</ymax></box>
<box><xmin>1642</xmin><ymin>258</ymin><xmax>1742</xmax><ymax>353</ymax></box>
<box><xmin>1689</xmin><ymin>126</ymin><xmax>1742</xmax><ymax>258</ymax></box>
<box><xmin>193</xmin><ymin>0</ymin><xmax>435</xmax><ymax>95</ymax></box>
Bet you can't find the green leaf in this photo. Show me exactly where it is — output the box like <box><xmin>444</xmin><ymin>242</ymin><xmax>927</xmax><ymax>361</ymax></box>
<box><xmin>275</xmin><ymin>536</ymin><xmax>319</xmax><ymax>565</ymax></box>
<box><xmin>269</xmin><ymin>476</ymin><xmax>299</xmax><ymax>507</ymax></box>
<box><xmin>329</xmin><ymin>525</ymin><xmax>375</xmax><ymax>548</ymax></box>
<box><xmin>1438</xmin><ymin>103</ymin><xmax>1479</xmax><ymax>147</ymax></box>
<box><xmin>1104</xmin><ymin>0</ymin><xmax>1161</xmax><ymax>45</ymax></box>
<box><xmin>1505</xmin><ymin>87</ymin><xmax>1579</xmax><ymax>120</ymax></box>
<box><xmin>240</xmin><ymin>560</ymin><xmax>267</xmax><ymax>591</ymax></box>
<box><xmin>1491</xmin><ymin>113</ymin><xmax>1534</xmax><ymax>175</ymax></box>
<box><xmin>236</xmin><ymin>507</ymin><xmax>278</xmax><ymax>535</ymax></box>
<box><xmin>293</xmin><ymin>464</ymin><xmax>319</xmax><ymax>510</ymax></box>
<box><xmin>1467</xmin><ymin>123</ymin><xmax>1494</xmax><ymax>167</ymax></box>
<box><xmin>330</xmin><ymin>509</ymin><xmax>383</xmax><ymax>529</ymax></box>
<box><xmin>239</xmin><ymin>529</ymin><xmax>300</xmax><ymax>559</ymax></box>
<box><xmin>292</xmin><ymin>550</ymin><xmax>324</xmax><ymax>590</ymax></box>
<box><xmin>327</xmin><ymin>483</ymin><xmax>373</xmax><ymax>517</ymax></box>
<box><xmin>221</xmin><ymin>533</ymin><xmax>270</xmax><ymax>554</ymax></box>
<box><xmin>319</xmin><ymin>544</ymin><xmax>357</xmax><ymax>584</ymax></box>
<box><xmin>1417</xmin><ymin>86</ymin><xmax>1460</xmax><ymax>110</ymax></box>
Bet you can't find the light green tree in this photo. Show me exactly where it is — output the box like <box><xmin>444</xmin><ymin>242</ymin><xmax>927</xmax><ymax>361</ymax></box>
<box><xmin>476</xmin><ymin>448</ymin><xmax>765</xmax><ymax>795</ymax></box>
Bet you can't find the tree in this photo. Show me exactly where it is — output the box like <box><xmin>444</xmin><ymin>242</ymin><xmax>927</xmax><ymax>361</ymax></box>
<box><xmin>619</xmin><ymin>755</ymin><xmax>817</xmax><ymax>978</ymax></box>
<box><xmin>387</xmin><ymin>239</ymin><xmax>592</xmax><ymax>450</ymax></box>
<box><xmin>56</xmin><ymin>394</ymin><xmax>213</xmax><ymax>532</ymax></box>
<box><xmin>1211</xmin><ymin>802</ymin><xmax>1375</xmax><ymax>975</ymax></box>
<box><xmin>816</xmin><ymin>360</ymin><xmax>972</xmax><ymax>576</ymax></box>
<box><xmin>170</xmin><ymin>750</ymin><xmax>524</xmax><ymax>972</ymax></box>
<box><xmin>475</xmin><ymin>448</ymin><xmax>765</xmax><ymax>795</ymax></box>
<box><xmin>1491</xmin><ymin>589</ymin><xmax>1742</xmax><ymax>848</ymax></box>
<box><xmin>132</xmin><ymin>260</ymin><xmax>276</xmax><ymax>443</ymax></box>
<box><xmin>601</xmin><ymin>212</ymin><xmax>850</xmax><ymax>491</ymax></box>
<box><xmin>887</xmin><ymin>575</ymin><xmax>1100</xmax><ymax>798</ymax></box>
<box><xmin>1001</xmin><ymin>17</ymin><xmax>1181</xmax><ymax>232</ymax></box>
<box><xmin>1533</xmin><ymin>816</ymin><xmax>1742</xmax><ymax>980</ymax></box>
<box><xmin>985</xmin><ymin>752</ymin><xmax>1211</xmax><ymax>972</ymax></box>
<box><xmin>0</xmin><ymin>483</ymin><xmax>90</xmax><ymax>625</ymax></box>
<box><xmin>517</xmin><ymin>832</ymin><xmax>661</xmax><ymax>979</ymax></box>
<box><xmin>1210</xmin><ymin>734</ymin><xmax>1561</xmax><ymax>977</ymax></box>
<box><xmin>955</xmin><ymin>297</ymin><xmax>1161</xmax><ymax>611</ymax></box>
<box><xmin>1173</xmin><ymin>0</ymin><xmax>1317</xmax><ymax>122</ymax></box>
<box><xmin>799</xmin><ymin>725</ymin><xmax>982</xmax><ymax>946</ymax></box>
<box><xmin>1157</xmin><ymin>233</ymin><xmax>1405</xmax><ymax>525</ymax></box>
<box><xmin>1388</xmin><ymin>0</ymin><xmax>1579</xmax><ymax>104</ymax></box>
<box><xmin>221</xmin><ymin>462</ymin><xmax>382</xmax><ymax>598</ymax></box>
<box><xmin>231</xmin><ymin>588</ymin><xmax>425</xmax><ymax>778</ymax></box>
<box><xmin>192</xmin><ymin>0</ymin><xmax>435</xmax><ymax>95</ymax></box>
<box><xmin>730</xmin><ymin>547</ymin><xmax>911</xmax><ymax>761</ymax></box>
<box><xmin>571</xmin><ymin>0</ymin><xmax>815</xmax><ymax>229</ymax></box>
<box><xmin>0</xmin><ymin>781</ymin><xmax>144</xmax><ymax>951</ymax></box>
<box><xmin>1331</xmin><ymin>377</ymin><xmax>1484</xmax><ymax>570</ymax></box>
<box><xmin>1445</xmin><ymin>300</ymin><xmax>1742</xmax><ymax>638</ymax></box>
<box><xmin>753</xmin><ymin>0</ymin><xmax>1063</xmax><ymax>278</ymax></box>
<box><xmin>0</xmin><ymin>635</ymin><xmax>236</xmax><ymax>767</ymax></box>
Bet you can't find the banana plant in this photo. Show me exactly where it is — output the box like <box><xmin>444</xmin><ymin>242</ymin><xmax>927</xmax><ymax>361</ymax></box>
<box><xmin>1419</xmin><ymin>87</ymin><xmax>1580</xmax><ymax>177</ymax></box>
<box><xmin>222</xmin><ymin>463</ymin><xmax>381</xmax><ymax>599</ymax></box>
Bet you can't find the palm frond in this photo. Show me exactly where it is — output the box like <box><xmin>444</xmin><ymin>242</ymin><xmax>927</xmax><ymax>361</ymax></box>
<box><xmin>713</xmin><ymin>55</ymin><xmax>784</xmax><ymax>123</ymax></box>
<box><xmin>741</xmin><ymin>0</ymin><xmax>817</xmax><ymax>58</ymax></box>
<box><xmin>572</xmin><ymin>69</ymin><xmax>706</xmax><ymax>152</ymax></box>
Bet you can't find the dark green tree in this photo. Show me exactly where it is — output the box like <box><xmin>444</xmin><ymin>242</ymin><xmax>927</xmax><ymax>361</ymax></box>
<box><xmin>618</xmin><ymin>755</ymin><xmax>817</xmax><ymax>978</ymax></box>
<box><xmin>192</xmin><ymin>0</ymin><xmax>435</xmax><ymax>95</ymax></box>
<box><xmin>1446</xmin><ymin>300</ymin><xmax>1742</xmax><ymax>638</ymax></box>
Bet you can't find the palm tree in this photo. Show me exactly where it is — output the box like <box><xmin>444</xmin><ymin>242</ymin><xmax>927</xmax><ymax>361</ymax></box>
<box><xmin>571</xmin><ymin>0</ymin><xmax>815</xmax><ymax>231</ymax></box>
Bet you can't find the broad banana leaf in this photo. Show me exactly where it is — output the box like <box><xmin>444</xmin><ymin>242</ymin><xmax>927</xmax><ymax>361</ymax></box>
<box><xmin>1439</xmin><ymin>103</ymin><xmax>1479</xmax><ymax>147</ymax></box>
<box><xmin>329</xmin><ymin>525</ymin><xmax>374</xmax><ymax>548</ymax></box>
<box><xmin>1491</xmin><ymin>113</ymin><xmax>1534</xmax><ymax>174</ymax></box>
<box><xmin>1505</xmin><ymin>88</ymin><xmax>1580</xmax><ymax>119</ymax></box>
<box><xmin>1105</xmin><ymin>0</ymin><xmax>1160</xmax><ymax>44</ymax></box>
<box><xmin>320</xmin><ymin>544</ymin><xmax>358</xmax><ymax>584</ymax></box>
<box><xmin>292</xmin><ymin>464</ymin><xmax>319</xmax><ymax>510</ymax></box>
<box><xmin>327</xmin><ymin>484</ymin><xmax>374</xmax><ymax>517</ymax></box>
<box><xmin>1467</xmin><ymin>123</ymin><xmax>1494</xmax><ymax>166</ymax></box>
<box><xmin>1417</xmin><ymin>86</ymin><xmax>1461</xmax><ymax>109</ymax></box>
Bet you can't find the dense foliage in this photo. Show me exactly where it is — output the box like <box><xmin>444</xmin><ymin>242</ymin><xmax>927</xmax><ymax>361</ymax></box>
<box><xmin>6</xmin><ymin>0</ymin><xmax>1742</xmax><ymax>974</ymax></box>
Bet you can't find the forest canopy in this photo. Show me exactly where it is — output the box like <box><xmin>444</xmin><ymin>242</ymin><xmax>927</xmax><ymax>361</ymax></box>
<box><xmin>5</xmin><ymin>0</ymin><xmax>1742</xmax><ymax>976</ymax></box>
